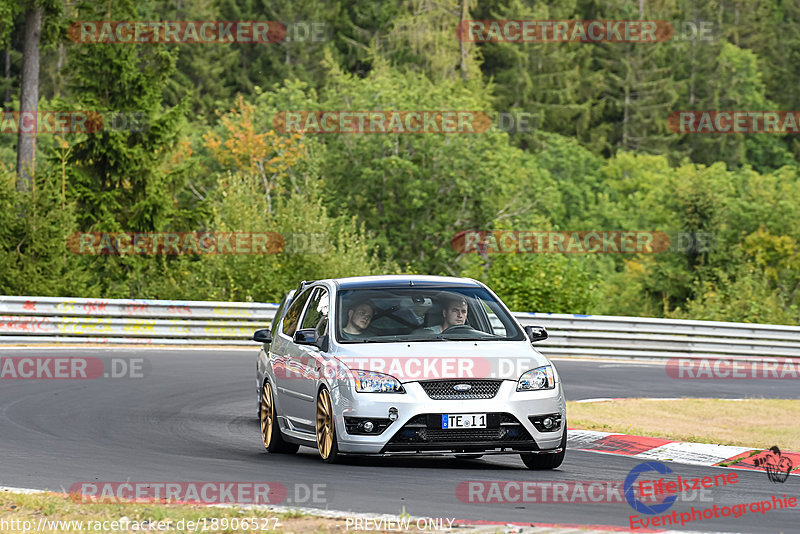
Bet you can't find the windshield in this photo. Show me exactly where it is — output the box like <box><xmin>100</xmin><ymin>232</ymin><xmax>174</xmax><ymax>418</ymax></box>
<box><xmin>335</xmin><ymin>286</ymin><xmax>523</xmax><ymax>343</ymax></box>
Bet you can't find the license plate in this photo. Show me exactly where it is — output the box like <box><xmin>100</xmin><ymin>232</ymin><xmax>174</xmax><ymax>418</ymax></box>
<box><xmin>442</xmin><ymin>413</ymin><xmax>486</xmax><ymax>429</ymax></box>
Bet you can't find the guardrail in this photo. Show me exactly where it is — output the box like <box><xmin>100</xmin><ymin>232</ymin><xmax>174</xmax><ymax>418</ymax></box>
<box><xmin>515</xmin><ymin>313</ymin><xmax>800</xmax><ymax>362</ymax></box>
<box><xmin>1</xmin><ymin>296</ymin><xmax>798</xmax><ymax>361</ymax></box>
<box><xmin>0</xmin><ymin>296</ymin><xmax>278</xmax><ymax>345</ymax></box>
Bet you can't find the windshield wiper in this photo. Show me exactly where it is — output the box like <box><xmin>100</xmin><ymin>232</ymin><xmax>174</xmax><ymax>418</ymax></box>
<box><xmin>436</xmin><ymin>334</ymin><xmax>499</xmax><ymax>340</ymax></box>
<box><xmin>342</xmin><ymin>336</ymin><xmax>447</xmax><ymax>343</ymax></box>
<box><xmin>344</xmin><ymin>336</ymin><xmax>501</xmax><ymax>343</ymax></box>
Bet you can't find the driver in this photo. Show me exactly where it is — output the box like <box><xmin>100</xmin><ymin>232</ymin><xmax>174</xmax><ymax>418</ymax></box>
<box><xmin>423</xmin><ymin>295</ymin><xmax>469</xmax><ymax>334</ymax></box>
<box><xmin>341</xmin><ymin>300</ymin><xmax>374</xmax><ymax>340</ymax></box>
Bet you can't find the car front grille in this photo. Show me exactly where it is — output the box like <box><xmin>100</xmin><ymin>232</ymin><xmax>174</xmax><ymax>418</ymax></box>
<box><xmin>422</xmin><ymin>428</ymin><xmax>525</xmax><ymax>442</ymax></box>
<box><xmin>384</xmin><ymin>413</ymin><xmax>537</xmax><ymax>452</ymax></box>
<box><xmin>418</xmin><ymin>379</ymin><xmax>502</xmax><ymax>400</ymax></box>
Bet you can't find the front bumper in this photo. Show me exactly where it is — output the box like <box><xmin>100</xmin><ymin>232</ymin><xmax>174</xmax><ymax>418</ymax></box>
<box><xmin>332</xmin><ymin>380</ymin><xmax>565</xmax><ymax>454</ymax></box>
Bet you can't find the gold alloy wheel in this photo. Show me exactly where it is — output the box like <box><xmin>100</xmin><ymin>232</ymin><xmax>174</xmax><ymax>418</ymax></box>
<box><xmin>316</xmin><ymin>388</ymin><xmax>334</xmax><ymax>459</ymax></box>
<box><xmin>260</xmin><ymin>382</ymin><xmax>274</xmax><ymax>449</ymax></box>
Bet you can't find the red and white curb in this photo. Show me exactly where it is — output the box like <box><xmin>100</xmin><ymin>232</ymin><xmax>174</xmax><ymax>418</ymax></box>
<box><xmin>568</xmin><ymin>429</ymin><xmax>800</xmax><ymax>475</ymax></box>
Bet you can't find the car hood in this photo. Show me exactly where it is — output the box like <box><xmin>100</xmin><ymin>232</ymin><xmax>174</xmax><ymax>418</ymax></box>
<box><xmin>330</xmin><ymin>340</ymin><xmax>553</xmax><ymax>382</ymax></box>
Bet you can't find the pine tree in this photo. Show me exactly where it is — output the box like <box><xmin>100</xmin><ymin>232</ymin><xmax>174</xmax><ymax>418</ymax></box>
<box><xmin>477</xmin><ymin>0</ymin><xmax>606</xmax><ymax>152</ymax></box>
<box><xmin>64</xmin><ymin>0</ymin><xmax>189</xmax><ymax>233</ymax></box>
<box><xmin>385</xmin><ymin>0</ymin><xmax>482</xmax><ymax>82</ymax></box>
<box><xmin>592</xmin><ymin>0</ymin><xmax>682</xmax><ymax>156</ymax></box>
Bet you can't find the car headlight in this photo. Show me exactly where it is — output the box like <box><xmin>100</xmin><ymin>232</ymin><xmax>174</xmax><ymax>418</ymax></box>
<box><xmin>352</xmin><ymin>370</ymin><xmax>405</xmax><ymax>393</ymax></box>
<box><xmin>517</xmin><ymin>366</ymin><xmax>555</xmax><ymax>391</ymax></box>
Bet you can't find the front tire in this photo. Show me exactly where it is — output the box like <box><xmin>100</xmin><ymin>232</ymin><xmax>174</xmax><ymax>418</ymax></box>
<box><xmin>316</xmin><ymin>388</ymin><xmax>340</xmax><ymax>463</ymax></box>
<box><xmin>260</xmin><ymin>381</ymin><xmax>299</xmax><ymax>454</ymax></box>
<box><xmin>520</xmin><ymin>427</ymin><xmax>566</xmax><ymax>470</ymax></box>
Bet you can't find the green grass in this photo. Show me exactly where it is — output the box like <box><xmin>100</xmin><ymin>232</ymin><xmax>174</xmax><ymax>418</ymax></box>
<box><xmin>567</xmin><ymin>398</ymin><xmax>800</xmax><ymax>450</ymax></box>
<box><xmin>0</xmin><ymin>491</ymin><xmax>354</xmax><ymax>533</ymax></box>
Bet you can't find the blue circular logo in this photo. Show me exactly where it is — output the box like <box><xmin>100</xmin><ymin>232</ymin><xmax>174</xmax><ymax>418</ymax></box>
<box><xmin>624</xmin><ymin>461</ymin><xmax>677</xmax><ymax>515</ymax></box>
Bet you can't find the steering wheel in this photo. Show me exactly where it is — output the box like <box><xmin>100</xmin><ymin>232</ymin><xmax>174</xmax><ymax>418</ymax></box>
<box><xmin>441</xmin><ymin>324</ymin><xmax>476</xmax><ymax>334</ymax></box>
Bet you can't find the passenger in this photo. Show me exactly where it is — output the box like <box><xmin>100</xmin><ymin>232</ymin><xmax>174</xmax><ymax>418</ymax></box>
<box><xmin>421</xmin><ymin>295</ymin><xmax>469</xmax><ymax>334</ymax></box>
<box><xmin>341</xmin><ymin>301</ymin><xmax>374</xmax><ymax>340</ymax></box>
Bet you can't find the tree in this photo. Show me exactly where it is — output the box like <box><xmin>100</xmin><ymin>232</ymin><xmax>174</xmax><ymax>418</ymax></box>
<box><xmin>149</xmin><ymin>0</ymin><xmax>237</xmax><ymax>120</ymax></box>
<box><xmin>0</xmin><ymin>0</ymin><xmax>21</xmax><ymax>107</ymax></box>
<box><xmin>303</xmin><ymin>59</ymin><xmax>561</xmax><ymax>274</ymax></box>
<box><xmin>593</xmin><ymin>0</ymin><xmax>682</xmax><ymax>158</ymax></box>
<box><xmin>172</xmin><ymin>94</ymin><xmax>386</xmax><ymax>302</ymax></box>
<box><xmin>15</xmin><ymin>2</ymin><xmax>41</xmax><ymax>188</ymax></box>
<box><xmin>677</xmin><ymin>42</ymin><xmax>793</xmax><ymax>171</ymax></box>
<box><xmin>331</xmin><ymin>0</ymin><xmax>402</xmax><ymax>77</ymax></box>
<box><xmin>476</xmin><ymin>0</ymin><xmax>606</xmax><ymax>152</ymax></box>
<box><xmin>214</xmin><ymin>0</ymin><xmax>342</xmax><ymax>100</ymax></box>
<box><xmin>204</xmin><ymin>95</ymin><xmax>306</xmax><ymax>214</ymax></box>
<box><xmin>13</xmin><ymin>0</ymin><xmax>61</xmax><ymax>189</ymax></box>
<box><xmin>385</xmin><ymin>0</ymin><xmax>481</xmax><ymax>82</ymax></box>
<box><xmin>64</xmin><ymin>0</ymin><xmax>188</xmax><ymax>232</ymax></box>
<box><xmin>0</xmin><ymin>159</ymin><xmax>91</xmax><ymax>296</ymax></box>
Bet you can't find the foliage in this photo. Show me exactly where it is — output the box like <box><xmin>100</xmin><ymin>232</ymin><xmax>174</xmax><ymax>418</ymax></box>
<box><xmin>462</xmin><ymin>252</ymin><xmax>600</xmax><ymax>314</ymax></box>
<box><xmin>2</xmin><ymin>0</ymin><xmax>800</xmax><ymax>327</ymax></box>
<box><xmin>0</xmin><ymin>162</ymin><xmax>91</xmax><ymax>295</ymax></box>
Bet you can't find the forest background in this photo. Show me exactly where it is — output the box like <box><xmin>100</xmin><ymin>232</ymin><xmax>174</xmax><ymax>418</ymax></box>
<box><xmin>2</xmin><ymin>0</ymin><xmax>799</xmax><ymax>325</ymax></box>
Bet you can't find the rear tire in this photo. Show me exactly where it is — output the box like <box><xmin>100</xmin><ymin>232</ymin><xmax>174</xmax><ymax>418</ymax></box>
<box><xmin>521</xmin><ymin>427</ymin><xmax>566</xmax><ymax>470</ymax></box>
<box><xmin>260</xmin><ymin>381</ymin><xmax>299</xmax><ymax>454</ymax></box>
<box><xmin>316</xmin><ymin>388</ymin><xmax>340</xmax><ymax>464</ymax></box>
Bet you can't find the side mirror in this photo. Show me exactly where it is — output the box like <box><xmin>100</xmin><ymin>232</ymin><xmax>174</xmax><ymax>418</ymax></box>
<box><xmin>524</xmin><ymin>325</ymin><xmax>548</xmax><ymax>342</ymax></box>
<box><xmin>253</xmin><ymin>329</ymin><xmax>272</xmax><ymax>344</ymax></box>
<box><xmin>293</xmin><ymin>328</ymin><xmax>318</xmax><ymax>346</ymax></box>
<box><xmin>294</xmin><ymin>329</ymin><xmax>329</xmax><ymax>352</ymax></box>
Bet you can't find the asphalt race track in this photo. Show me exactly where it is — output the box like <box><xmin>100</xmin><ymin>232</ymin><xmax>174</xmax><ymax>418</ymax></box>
<box><xmin>0</xmin><ymin>348</ymin><xmax>797</xmax><ymax>533</ymax></box>
<box><xmin>555</xmin><ymin>359</ymin><xmax>800</xmax><ymax>400</ymax></box>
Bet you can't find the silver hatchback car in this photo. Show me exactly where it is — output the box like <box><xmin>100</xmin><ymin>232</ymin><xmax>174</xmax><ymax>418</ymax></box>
<box><xmin>254</xmin><ymin>275</ymin><xmax>566</xmax><ymax>469</ymax></box>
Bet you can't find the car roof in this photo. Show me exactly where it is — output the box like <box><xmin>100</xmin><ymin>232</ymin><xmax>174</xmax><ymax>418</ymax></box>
<box><xmin>328</xmin><ymin>275</ymin><xmax>482</xmax><ymax>290</ymax></box>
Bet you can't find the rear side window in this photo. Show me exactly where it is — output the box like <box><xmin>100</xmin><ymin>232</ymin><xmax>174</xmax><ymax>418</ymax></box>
<box><xmin>282</xmin><ymin>289</ymin><xmax>312</xmax><ymax>337</ymax></box>
<box><xmin>301</xmin><ymin>288</ymin><xmax>330</xmax><ymax>336</ymax></box>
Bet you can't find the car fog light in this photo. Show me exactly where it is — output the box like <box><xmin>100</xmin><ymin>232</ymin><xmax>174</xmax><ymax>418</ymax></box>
<box><xmin>363</xmin><ymin>421</ymin><xmax>374</xmax><ymax>432</ymax></box>
<box><xmin>388</xmin><ymin>407</ymin><xmax>398</xmax><ymax>421</ymax></box>
<box><xmin>528</xmin><ymin>413</ymin><xmax>562</xmax><ymax>432</ymax></box>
